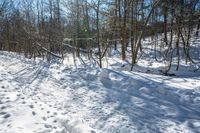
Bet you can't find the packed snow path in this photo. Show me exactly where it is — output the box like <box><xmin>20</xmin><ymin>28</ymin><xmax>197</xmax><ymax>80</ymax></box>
<box><xmin>0</xmin><ymin>52</ymin><xmax>200</xmax><ymax>133</ymax></box>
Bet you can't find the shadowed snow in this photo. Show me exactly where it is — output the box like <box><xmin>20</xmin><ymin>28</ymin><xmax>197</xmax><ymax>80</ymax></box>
<box><xmin>0</xmin><ymin>51</ymin><xmax>200</xmax><ymax>133</ymax></box>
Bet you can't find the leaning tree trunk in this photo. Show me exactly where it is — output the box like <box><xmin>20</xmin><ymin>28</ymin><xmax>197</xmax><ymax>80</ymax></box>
<box><xmin>96</xmin><ymin>0</ymin><xmax>102</xmax><ymax>68</ymax></box>
<box><xmin>132</xmin><ymin>0</ymin><xmax>161</xmax><ymax>64</ymax></box>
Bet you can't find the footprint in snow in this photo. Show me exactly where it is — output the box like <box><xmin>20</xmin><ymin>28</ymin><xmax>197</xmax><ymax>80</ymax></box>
<box><xmin>44</xmin><ymin>124</ymin><xmax>52</xmax><ymax>128</ymax></box>
<box><xmin>32</xmin><ymin>111</ymin><xmax>36</xmax><ymax>116</ymax></box>
<box><xmin>7</xmin><ymin>124</ymin><xmax>11</xmax><ymax>127</ymax></box>
<box><xmin>1</xmin><ymin>106</ymin><xmax>6</xmax><ymax>110</ymax></box>
<box><xmin>15</xmin><ymin>87</ymin><xmax>20</xmax><ymax>90</ymax></box>
<box><xmin>0</xmin><ymin>112</ymin><xmax>7</xmax><ymax>115</ymax></box>
<box><xmin>192</xmin><ymin>82</ymin><xmax>196</xmax><ymax>85</ymax></box>
<box><xmin>3</xmin><ymin>114</ymin><xmax>11</xmax><ymax>119</ymax></box>
<box><xmin>53</xmin><ymin>112</ymin><xmax>58</xmax><ymax>115</ymax></box>
<box><xmin>0</xmin><ymin>112</ymin><xmax>11</xmax><ymax>119</ymax></box>
<box><xmin>29</xmin><ymin>105</ymin><xmax>34</xmax><ymax>109</ymax></box>
<box><xmin>42</xmin><ymin>116</ymin><xmax>47</xmax><ymax>121</ymax></box>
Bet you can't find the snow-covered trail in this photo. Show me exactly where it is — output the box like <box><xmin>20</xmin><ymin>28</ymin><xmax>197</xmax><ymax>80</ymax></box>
<box><xmin>0</xmin><ymin>51</ymin><xmax>200</xmax><ymax>133</ymax></box>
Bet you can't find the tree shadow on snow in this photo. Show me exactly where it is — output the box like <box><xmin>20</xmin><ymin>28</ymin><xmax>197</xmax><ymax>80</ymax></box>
<box><xmin>92</xmin><ymin>69</ymin><xmax>200</xmax><ymax>132</ymax></box>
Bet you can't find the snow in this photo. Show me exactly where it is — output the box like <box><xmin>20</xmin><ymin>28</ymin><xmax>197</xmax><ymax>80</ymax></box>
<box><xmin>0</xmin><ymin>51</ymin><xmax>200</xmax><ymax>133</ymax></box>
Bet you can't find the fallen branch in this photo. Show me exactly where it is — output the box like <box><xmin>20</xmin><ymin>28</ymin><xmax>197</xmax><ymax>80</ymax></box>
<box><xmin>63</xmin><ymin>43</ymin><xmax>89</xmax><ymax>53</ymax></box>
<box><xmin>35</xmin><ymin>42</ymin><xmax>62</xmax><ymax>59</ymax></box>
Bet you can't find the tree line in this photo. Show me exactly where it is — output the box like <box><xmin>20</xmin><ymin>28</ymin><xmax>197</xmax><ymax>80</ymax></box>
<box><xmin>0</xmin><ymin>0</ymin><xmax>200</xmax><ymax>71</ymax></box>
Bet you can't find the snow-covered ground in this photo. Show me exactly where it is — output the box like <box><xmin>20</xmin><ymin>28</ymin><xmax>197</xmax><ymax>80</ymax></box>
<box><xmin>0</xmin><ymin>50</ymin><xmax>200</xmax><ymax>133</ymax></box>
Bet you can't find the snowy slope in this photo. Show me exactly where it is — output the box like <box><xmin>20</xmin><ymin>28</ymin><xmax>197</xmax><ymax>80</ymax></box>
<box><xmin>0</xmin><ymin>51</ymin><xmax>200</xmax><ymax>133</ymax></box>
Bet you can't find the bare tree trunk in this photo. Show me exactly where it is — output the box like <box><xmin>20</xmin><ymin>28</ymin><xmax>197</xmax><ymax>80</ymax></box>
<box><xmin>121</xmin><ymin>0</ymin><xmax>128</xmax><ymax>61</ymax></box>
<box><xmin>180</xmin><ymin>31</ymin><xmax>194</xmax><ymax>64</ymax></box>
<box><xmin>163</xmin><ymin>0</ymin><xmax>168</xmax><ymax>46</ymax></box>
<box><xmin>176</xmin><ymin>29</ymin><xmax>180</xmax><ymax>71</ymax></box>
<box><xmin>130</xmin><ymin>0</ymin><xmax>135</xmax><ymax>70</ymax></box>
<box><xmin>165</xmin><ymin>0</ymin><xmax>175</xmax><ymax>73</ymax></box>
<box><xmin>114</xmin><ymin>0</ymin><xmax>118</xmax><ymax>50</ymax></box>
<box><xmin>96</xmin><ymin>0</ymin><xmax>102</xmax><ymax>68</ymax></box>
<box><xmin>76</xmin><ymin>0</ymin><xmax>80</xmax><ymax>58</ymax></box>
<box><xmin>132</xmin><ymin>0</ymin><xmax>161</xmax><ymax>64</ymax></box>
<box><xmin>196</xmin><ymin>19</ymin><xmax>200</xmax><ymax>36</ymax></box>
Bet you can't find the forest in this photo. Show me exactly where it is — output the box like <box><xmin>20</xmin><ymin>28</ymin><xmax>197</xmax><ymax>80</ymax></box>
<box><xmin>1</xmin><ymin>0</ymin><xmax>199</xmax><ymax>72</ymax></box>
